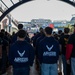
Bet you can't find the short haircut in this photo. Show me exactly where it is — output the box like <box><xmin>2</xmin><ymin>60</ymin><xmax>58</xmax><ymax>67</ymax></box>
<box><xmin>45</xmin><ymin>27</ymin><xmax>53</xmax><ymax>35</ymax></box>
<box><xmin>18</xmin><ymin>24</ymin><xmax>23</xmax><ymax>29</ymax></box>
<box><xmin>39</xmin><ymin>27</ymin><xmax>43</xmax><ymax>32</ymax></box>
<box><xmin>17</xmin><ymin>30</ymin><xmax>26</xmax><ymax>38</ymax></box>
<box><xmin>64</xmin><ymin>28</ymin><xmax>70</xmax><ymax>33</ymax></box>
<box><xmin>58</xmin><ymin>30</ymin><xmax>62</xmax><ymax>34</ymax></box>
<box><xmin>1</xmin><ymin>29</ymin><xmax>5</xmax><ymax>33</ymax></box>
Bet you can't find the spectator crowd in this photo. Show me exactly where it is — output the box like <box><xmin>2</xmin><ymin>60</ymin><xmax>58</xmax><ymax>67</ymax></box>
<box><xmin>0</xmin><ymin>23</ymin><xmax>75</xmax><ymax>75</ymax></box>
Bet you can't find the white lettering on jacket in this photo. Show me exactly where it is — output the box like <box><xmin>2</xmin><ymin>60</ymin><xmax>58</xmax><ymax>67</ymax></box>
<box><xmin>43</xmin><ymin>45</ymin><xmax>56</xmax><ymax>56</ymax></box>
<box><xmin>14</xmin><ymin>57</ymin><xmax>28</xmax><ymax>63</ymax></box>
<box><xmin>43</xmin><ymin>52</ymin><xmax>56</xmax><ymax>56</ymax></box>
<box><xmin>14</xmin><ymin>50</ymin><xmax>28</xmax><ymax>63</ymax></box>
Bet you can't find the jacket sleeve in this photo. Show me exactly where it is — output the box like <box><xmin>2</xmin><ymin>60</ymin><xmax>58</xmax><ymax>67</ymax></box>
<box><xmin>29</xmin><ymin>45</ymin><xmax>35</xmax><ymax>66</ymax></box>
<box><xmin>66</xmin><ymin>35</ymin><xmax>74</xmax><ymax>60</ymax></box>
<box><xmin>8</xmin><ymin>46</ymin><xmax>14</xmax><ymax>65</ymax></box>
<box><xmin>37</xmin><ymin>42</ymin><xmax>43</xmax><ymax>64</ymax></box>
<box><xmin>56</xmin><ymin>42</ymin><xmax>60</xmax><ymax>60</ymax></box>
<box><xmin>66</xmin><ymin>44</ymin><xmax>73</xmax><ymax>60</ymax></box>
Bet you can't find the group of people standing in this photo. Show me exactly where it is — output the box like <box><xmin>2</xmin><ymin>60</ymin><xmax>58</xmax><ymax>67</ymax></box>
<box><xmin>0</xmin><ymin>23</ymin><xmax>75</xmax><ymax>75</ymax></box>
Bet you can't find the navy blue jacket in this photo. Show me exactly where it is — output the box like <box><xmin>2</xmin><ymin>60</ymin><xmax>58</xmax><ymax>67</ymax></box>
<box><xmin>8</xmin><ymin>40</ymin><xmax>34</xmax><ymax>68</ymax></box>
<box><xmin>38</xmin><ymin>36</ymin><xmax>60</xmax><ymax>64</ymax></box>
<box><xmin>33</xmin><ymin>33</ymin><xmax>41</xmax><ymax>47</ymax></box>
<box><xmin>36</xmin><ymin>35</ymin><xmax>45</xmax><ymax>56</ymax></box>
<box><xmin>68</xmin><ymin>33</ymin><xmax>75</xmax><ymax>58</ymax></box>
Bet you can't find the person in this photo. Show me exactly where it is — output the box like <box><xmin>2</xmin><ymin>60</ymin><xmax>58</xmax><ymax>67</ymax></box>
<box><xmin>58</xmin><ymin>30</ymin><xmax>63</xmax><ymax>40</ymax></box>
<box><xmin>57</xmin><ymin>30</ymin><xmax>63</xmax><ymax>75</ymax></box>
<box><xmin>0</xmin><ymin>37</ymin><xmax>2</xmax><ymax>74</ymax></box>
<box><xmin>33</xmin><ymin>27</ymin><xmax>43</xmax><ymax>47</ymax></box>
<box><xmin>1</xmin><ymin>29</ymin><xmax>10</xmax><ymax>44</ymax></box>
<box><xmin>66</xmin><ymin>24</ymin><xmax>75</xmax><ymax>75</ymax></box>
<box><xmin>0</xmin><ymin>32</ymin><xmax>9</xmax><ymax>75</ymax></box>
<box><xmin>31</xmin><ymin>33</ymin><xmax>36</xmax><ymax>43</ymax></box>
<box><xmin>11</xmin><ymin>24</ymin><xmax>23</xmax><ymax>43</ymax></box>
<box><xmin>12</xmin><ymin>24</ymin><xmax>30</xmax><ymax>44</ymax></box>
<box><xmin>59</xmin><ymin>28</ymin><xmax>70</xmax><ymax>75</ymax></box>
<box><xmin>38</xmin><ymin>27</ymin><xmax>60</xmax><ymax>75</ymax></box>
<box><xmin>35</xmin><ymin>28</ymin><xmax>45</xmax><ymax>74</ymax></box>
<box><xmin>8</xmin><ymin>30</ymin><xmax>35</xmax><ymax>75</ymax></box>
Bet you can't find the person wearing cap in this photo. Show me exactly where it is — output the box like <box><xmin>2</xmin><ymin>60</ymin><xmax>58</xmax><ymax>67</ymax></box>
<box><xmin>66</xmin><ymin>24</ymin><xmax>75</xmax><ymax>75</ymax></box>
<box><xmin>37</xmin><ymin>27</ymin><xmax>60</xmax><ymax>75</ymax></box>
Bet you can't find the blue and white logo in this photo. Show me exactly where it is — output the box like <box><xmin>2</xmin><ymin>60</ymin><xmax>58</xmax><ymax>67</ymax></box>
<box><xmin>14</xmin><ymin>50</ymin><xmax>28</xmax><ymax>63</ymax></box>
<box><xmin>46</xmin><ymin>45</ymin><xmax>54</xmax><ymax>51</ymax></box>
<box><xmin>43</xmin><ymin>45</ymin><xmax>56</xmax><ymax>56</ymax></box>
<box><xmin>17</xmin><ymin>50</ymin><xmax>25</xmax><ymax>57</ymax></box>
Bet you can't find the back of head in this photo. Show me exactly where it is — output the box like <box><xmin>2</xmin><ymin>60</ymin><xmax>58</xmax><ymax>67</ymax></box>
<box><xmin>1</xmin><ymin>29</ymin><xmax>5</xmax><ymax>36</ymax></box>
<box><xmin>1</xmin><ymin>29</ymin><xmax>5</xmax><ymax>33</ymax></box>
<box><xmin>45</xmin><ymin>27</ymin><xmax>53</xmax><ymax>35</ymax></box>
<box><xmin>58</xmin><ymin>30</ymin><xmax>62</xmax><ymax>35</ymax></box>
<box><xmin>39</xmin><ymin>27</ymin><xmax>43</xmax><ymax>32</ymax></box>
<box><xmin>64</xmin><ymin>28</ymin><xmax>70</xmax><ymax>33</ymax></box>
<box><xmin>18</xmin><ymin>24</ymin><xmax>23</xmax><ymax>30</ymax></box>
<box><xmin>17</xmin><ymin>30</ymin><xmax>26</xmax><ymax>38</ymax></box>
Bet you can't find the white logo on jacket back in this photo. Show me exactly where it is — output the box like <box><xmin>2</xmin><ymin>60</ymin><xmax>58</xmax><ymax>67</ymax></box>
<box><xmin>18</xmin><ymin>50</ymin><xmax>25</xmax><ymax>57</ymax></box>
<box><xmin>46</xmin><ymin>45</ymin><xmax>53</xmax><ymax>51</ymax></box>
<box><xmin>43</xmin><ymin>45</ymin><xmax>56</xmax><ymax>56</ymax></box>
<box><xmin>14</xmin><ymin>50</ymin><xmax>28</xmax><ymax>63</ymax></box>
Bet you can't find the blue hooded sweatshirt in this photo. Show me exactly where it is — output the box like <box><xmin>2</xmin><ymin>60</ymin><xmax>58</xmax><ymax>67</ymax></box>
<box><xmin>8</xmin><ymin>40</ymin><xmax>35</xmax><ymax>68</ymax></box>
<box><xmin>38</xmin><ymin>36</ymin><xmax>60</xmax><ymax>64</ymax></box>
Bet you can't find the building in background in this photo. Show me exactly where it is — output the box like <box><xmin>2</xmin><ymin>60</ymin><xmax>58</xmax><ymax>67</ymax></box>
<box><xmin>19</xmin><ymin>16</ymin><xmax>75</xmax><ymax>33</ymax></box>
<box><xmin>0</xmin><ymin>3</ymin><xmax>18</xmax><ymax>34</ymax></box>
<box><xmin>31</xmin><ymin>19</ymin><xmax>52</xmax><ymax>27</ymax></box>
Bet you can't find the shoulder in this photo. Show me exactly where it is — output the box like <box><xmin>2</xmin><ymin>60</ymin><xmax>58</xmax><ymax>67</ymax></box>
<box><xmin>53</xmin><ymin>38</ymin><xmax>59</xmax><ymax>45</ymax></box>
<box><xmin>2</xmin><ymin>38</ymin><xmax>9</xmax><ymax>45</ymax></box>
<box><xmin>70</xmin><ymin>33</ymin><xmax>75</xmax><ymax>37</ymax></box>
<box><xmin>69</xmin><ymin>33</ymin><xmax>75</xmax><ymax>40</ymax></box>
<box><xmin>39</xmin><ymin>37</ymin><xmax>46</xmax><ymax>44</ymax></box>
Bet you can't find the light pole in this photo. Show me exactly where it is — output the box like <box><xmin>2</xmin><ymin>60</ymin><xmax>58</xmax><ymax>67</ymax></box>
<box><xmin>9</xmin><ymin>14</ymin><xmax>12</xmax><ymax>33</ymax></box>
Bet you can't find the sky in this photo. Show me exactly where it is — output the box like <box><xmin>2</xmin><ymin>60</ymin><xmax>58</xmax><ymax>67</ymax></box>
<box><xmin>7</xmin><ymin>0</ymin><xmax>75</xmax><ymax>22</ymax></box>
